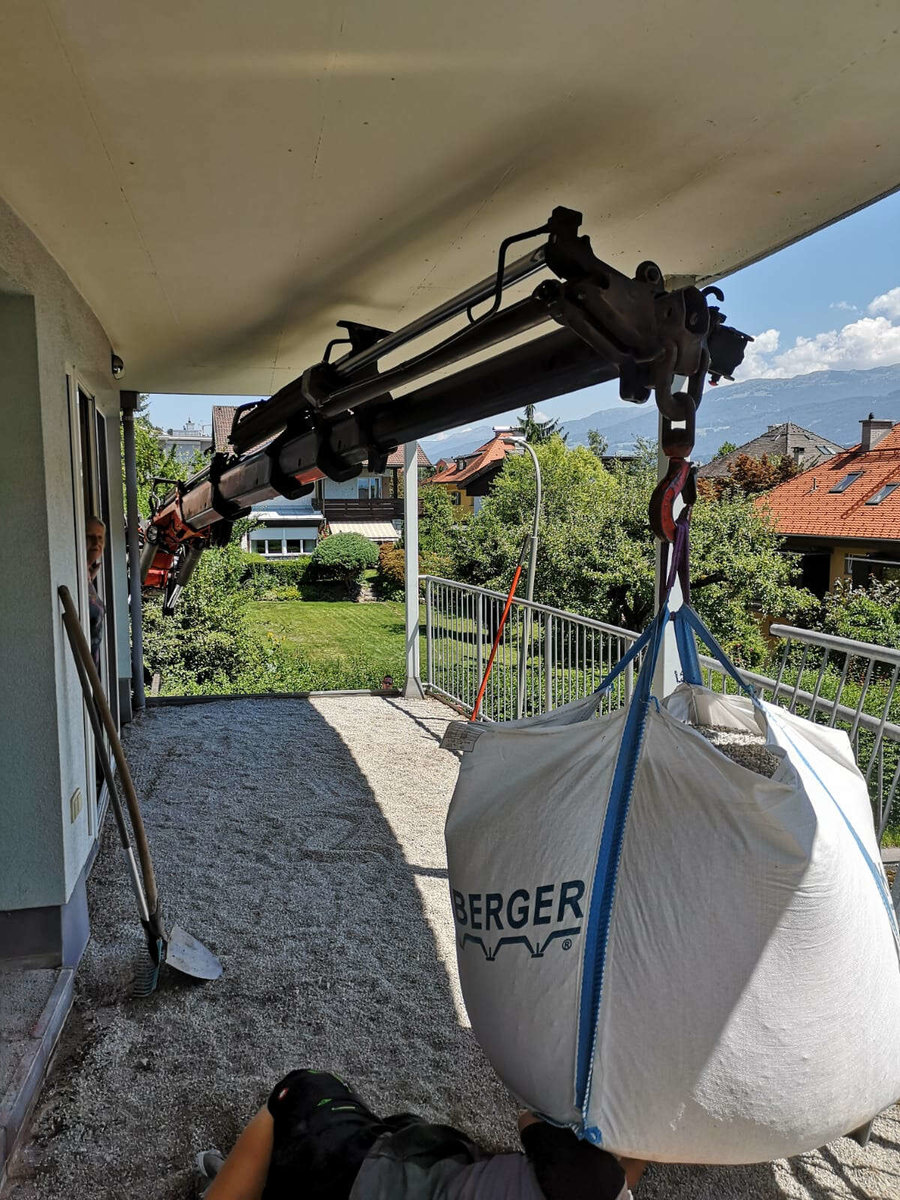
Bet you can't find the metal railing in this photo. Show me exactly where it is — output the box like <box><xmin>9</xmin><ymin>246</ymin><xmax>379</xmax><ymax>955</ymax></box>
<box><xmin>423</xmin><ymin>577</ymin><xmax>642</xmax><ymax>722</ymax></box>
<box><xmin>422</xmin><ymin>577</ymin><xmax>900</xmax><ymax>841</ymax></box>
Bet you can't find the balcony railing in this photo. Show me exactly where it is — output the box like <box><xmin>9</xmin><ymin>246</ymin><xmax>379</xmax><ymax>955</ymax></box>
<box><xmin>320</xmin><ymin>498</ymin><xmax>405</xmax><ymax>520</ymax></box>
<box><xmin>422</xmin><ymin>576</ymin><xmax>900</xmax><ymax>848</ymax></box>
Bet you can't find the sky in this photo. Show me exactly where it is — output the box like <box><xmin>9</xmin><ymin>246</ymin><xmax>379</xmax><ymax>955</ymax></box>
<box><xmin>145</xmin><ymin>188</ymin><xmax>900</xmax><ymax>436</ymax></box>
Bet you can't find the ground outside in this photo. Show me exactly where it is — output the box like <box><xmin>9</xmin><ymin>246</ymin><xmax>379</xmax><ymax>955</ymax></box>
<box><xmin>3</xmin><ymin>697</ymin><xmax>898</xmax><ymax>1200</ymax></box>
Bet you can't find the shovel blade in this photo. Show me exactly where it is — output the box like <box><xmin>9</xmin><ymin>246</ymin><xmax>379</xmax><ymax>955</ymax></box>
<box><xmin>164</xmin><ymin>925</ymin><xmax>223</xmax><ymax>981</ymax></box>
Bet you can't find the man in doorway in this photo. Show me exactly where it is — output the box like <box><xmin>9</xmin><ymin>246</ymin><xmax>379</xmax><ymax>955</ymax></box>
<box><xmin>86</xmin><ymin>515</ymin><xmax>106</xmax><ymax>670</ymax></box>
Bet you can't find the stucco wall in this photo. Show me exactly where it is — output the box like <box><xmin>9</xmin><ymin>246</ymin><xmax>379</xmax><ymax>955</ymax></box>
<box><xmin>0</xmin><ymin>195</ymin><xmax>126</xmax><ymax>909</ymax></box>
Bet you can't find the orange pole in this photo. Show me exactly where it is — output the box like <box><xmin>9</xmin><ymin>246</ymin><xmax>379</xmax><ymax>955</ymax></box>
<box><xmin>471</xmin><ymin>562</ymin><xmax>524</xmax><ymax>721</ymax></box>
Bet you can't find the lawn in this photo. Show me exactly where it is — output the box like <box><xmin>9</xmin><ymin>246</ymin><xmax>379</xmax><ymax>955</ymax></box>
<box><xmin>247</xmin><ymin>599</ymin><xmax>419</xmax><ymax>682</ymax></box>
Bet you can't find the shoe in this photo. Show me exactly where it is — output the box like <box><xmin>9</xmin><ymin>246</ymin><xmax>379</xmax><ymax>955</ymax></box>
<box><xmin>194</xmin><ymin>1148</ymin><xmax>225</xmax><ymax>1196</ymax></box>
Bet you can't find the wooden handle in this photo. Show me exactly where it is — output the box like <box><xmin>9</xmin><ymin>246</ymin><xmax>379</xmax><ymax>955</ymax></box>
<box><xmin>58</xmin><ymin>585</ymin><xmax>159</xmax><ymax>911</ymax></box>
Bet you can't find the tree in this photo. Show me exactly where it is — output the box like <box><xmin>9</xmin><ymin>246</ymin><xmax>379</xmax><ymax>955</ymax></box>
<box><xmin>715</xmin><ymin>441</ymin><xmax>738</xmax><ymax>457</ymax></box>
<box><xmin>415</xmin><ymin>483</ymin><xmax>458</xmax><ymax>555</ymax></box>
<box><xmin>518</xmin><ymin>403</ymin><xmax>567</xmax><ymax>445</ymax></box>
<box><xmin>699</xmin><ymin>453</ymin><xmax>800</xmax><ymax>500</ymax></box>
<box><xmin>311</xmin><ymin>532</ymin><xmax>378</xmax><ymax>595</ymax></box>
<box><xmin>449</xmin><ymin>435</ymin><xmax>815</xmax><ymax>665</ymax></box>
<box><xmin>587</xmin><ymin>429</ymin><xmax>608</xmax><ymax>459</ymax></box>
<box><xmin>127</xmin><ymin>405</ymin><xmax>206</xmax><ymax>518</ymax></box>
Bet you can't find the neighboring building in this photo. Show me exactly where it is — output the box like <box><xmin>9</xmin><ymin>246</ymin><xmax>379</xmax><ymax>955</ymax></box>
<box><xmin>160</xmin><ymin>417</ymin><xmax>212</xmax><ymax>464</ymax></box>
<box><xmin>212</xmin><ymin>405</ymin><xmax>431</xmax><ymax>553</ymax></box>
<box><xmin>245</xmin><ymin>496</ymin><xmax>325</xmax><ymax>557</ymax></box>
<box><xmin>698</xmin><ymin>422</ymin><xmax>843</xmax><ymax>478</ymax></box>
<box><xmin>759</xmin><ymin>415</ymin><xmax>900</xmax><ymax>595</ymax></box>
<box><xmin>430</xmin><ymin>429</ymin><xmax>520</xmax><ymax>513</ymax></box>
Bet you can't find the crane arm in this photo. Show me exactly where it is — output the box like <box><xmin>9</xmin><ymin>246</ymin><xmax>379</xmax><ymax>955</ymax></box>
<box><xmin>142</xmin><ymin>206</ymin><xmax>750</xmax><ymax>611</ymax></box>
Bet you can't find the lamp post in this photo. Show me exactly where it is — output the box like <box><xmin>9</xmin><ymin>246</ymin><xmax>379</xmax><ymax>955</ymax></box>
<box><xmin>504</xmin><ymin>435</ymin><xmax>542</xmax><ymax>717</ymax></box>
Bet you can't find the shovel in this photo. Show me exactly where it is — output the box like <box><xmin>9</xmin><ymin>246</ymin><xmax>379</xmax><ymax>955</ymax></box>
<box><xmin>58</xmin><ymin>585</ymin><xmax>222</xmax><ymax>993</ymax></box>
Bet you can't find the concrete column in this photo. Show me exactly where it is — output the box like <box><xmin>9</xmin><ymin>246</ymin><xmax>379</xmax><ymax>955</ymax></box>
<box><xmin>402</xmin><ymin>441</ymin><xmax>425</xmax><ymax>698</ymax></box>
<box><xmin>120</xmin><ymin>391</ymin><xmax>146</xmax><ymax>712</ymax></box>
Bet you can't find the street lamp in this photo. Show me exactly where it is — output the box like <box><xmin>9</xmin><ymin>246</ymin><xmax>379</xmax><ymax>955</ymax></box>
<box><xmin>504</xmin><ymin>435</ymin><xmax>542</xmax><ymax>717</ymax></box>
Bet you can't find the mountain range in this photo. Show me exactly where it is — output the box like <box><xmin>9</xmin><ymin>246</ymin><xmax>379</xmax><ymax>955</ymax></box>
<box><xmin>419</xmin><ymin>364</ymin><xmax>900</xmax><ymax>464</ymax></box>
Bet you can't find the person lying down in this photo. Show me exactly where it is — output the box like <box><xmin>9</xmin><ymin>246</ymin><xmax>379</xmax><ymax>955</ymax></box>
<box><xmin>196</xmin><ymin>1068</ymin><xmax>647</xmax><ymax>1200</ymax></box>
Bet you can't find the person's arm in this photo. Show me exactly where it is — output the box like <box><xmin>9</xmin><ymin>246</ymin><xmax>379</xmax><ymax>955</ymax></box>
<box><xmin>205</xmin><ymin>1106</ymin><xmax>274</xmax><ymax>1200</ymax></box>
<box><xmin>518</xmin><ymin>1113</ymin><xmax>643</xmax><ymax>1200</ymax></box>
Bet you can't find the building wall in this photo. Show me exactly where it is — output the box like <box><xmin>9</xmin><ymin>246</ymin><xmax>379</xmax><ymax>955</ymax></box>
<box><xmin>0</xmin><ymin>195</ymin><xmax>126</xmax><ymax>912</ymax></box>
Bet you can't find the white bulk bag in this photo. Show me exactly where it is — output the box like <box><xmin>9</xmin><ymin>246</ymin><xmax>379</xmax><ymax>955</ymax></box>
<box><xmin>444</xmin><ymin>604</ymin><xmax>900</xmax><ymax>1163</ymax></box>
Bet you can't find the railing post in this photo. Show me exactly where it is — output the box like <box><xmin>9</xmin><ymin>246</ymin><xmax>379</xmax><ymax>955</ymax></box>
<box><xmin>476</xmin><ymin>589</ymin><xmax>484</xmax><ymax>713</ymax></box>
<box><xmin>544</xmin><ymin>613</ymin><xmax>554</xmax><ymax>711</ymax></box>
<box><xmin>425</xmin><ymin>577</ymin><xmax>434</xmax><ymax>688</ymax></box>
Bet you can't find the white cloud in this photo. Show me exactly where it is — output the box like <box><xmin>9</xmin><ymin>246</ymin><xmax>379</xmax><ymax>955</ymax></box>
<box><xmin>732</xmin><ymin>328</ymin><xmax>780</xmax><ymax>381</ymax></box>
<box><xmin>724</xmin><ymin>287</ymin><xmax>900</xmax><ymax>381</ymax></box>
<box><xmin>869</xmin><ymin>287</ymin><xmax>900</xmax><ymax>320</ymax></box>
<box><xmin>830</xmin><ymin>300</ymin><xmax>858</xmax><ymax>312</ymax></box>
<box><xmin>428</xmin><ymin>424</ymin><xmax>473</xmax><ymax>442</ymax></box>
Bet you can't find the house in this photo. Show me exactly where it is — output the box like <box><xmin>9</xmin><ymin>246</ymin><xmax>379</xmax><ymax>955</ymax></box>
<box><xmin>430</xmin><ymin>429</ymin><xmax>519</xmax><ymax>513</ymax></box>
<box><xmin>698</xmin><ymin>422</ymin><xmax>843</xmax><ymax>478</ymax></box>
<box><xmin>159</xmin><ymin>417</ymin><xmax>212</xmax><ymax>464</ymax></box>
<box><xmin>212</xmin><ymin>405</ymin><xmax>431</xmax><ymax>553</ymax></box>
<box><xmin>758</xmin><ymin>416</ymin><xmax>900</xmax><ymax>595</ymax></box>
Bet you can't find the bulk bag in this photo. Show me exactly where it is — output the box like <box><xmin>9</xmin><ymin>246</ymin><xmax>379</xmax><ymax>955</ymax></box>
<box><xmin>443</xmin><ymin>602</ymin><xmax>900</xmax><ymax>1163</ymax></box>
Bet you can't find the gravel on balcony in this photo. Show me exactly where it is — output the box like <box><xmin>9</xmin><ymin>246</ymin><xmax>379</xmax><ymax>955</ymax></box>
<box><xmin>3</xmin><ymin>695</ymin><xmax>898</xmax><ymax>1200</ymax></box>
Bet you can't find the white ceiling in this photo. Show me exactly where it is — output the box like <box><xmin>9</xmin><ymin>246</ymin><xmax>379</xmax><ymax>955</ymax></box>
<box><xmin>1</xmin><ymin>1</ymin><xmax>899</xmax><ymax>394</ymax></box>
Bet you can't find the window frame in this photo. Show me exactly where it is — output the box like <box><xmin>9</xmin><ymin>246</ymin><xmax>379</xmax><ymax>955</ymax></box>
<box><xmin>829</xmin><ymin>471</ymin><xmax>864</xmax><ymax>494</ymax></box>
<box><xmin>865</xmin><ymin>483</ymin><xmax>899</xmax><ymax>506</ymax></box>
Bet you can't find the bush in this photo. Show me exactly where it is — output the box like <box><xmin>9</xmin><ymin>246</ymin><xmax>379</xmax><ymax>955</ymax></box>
<box><xmin>238</xmin><ymin>552</ymin><xmax>312</xmax><ymax>595</ymax></box>
<box><xmin>143</xmin><ymin>544</ymin><xmax>282</xmax><ymax>692</ymax></box>
<box><xmin>311</xmin><ymin>533</ymin><xmax>378</xmax><ymax>596</ymax></box>
<box><xmin>822</xmin><ymin>579</ymin><xmax>900</xmax><ymax>648</ymax></box>
<box><xmin>376</xmin><ymin>544</ymin><xmax>406</xmax><ymax>598</ymax></box>
<box><xmin>375</xmin><ymin>544</ymin><xmax>453</xmax><ymax>598</ymax></box>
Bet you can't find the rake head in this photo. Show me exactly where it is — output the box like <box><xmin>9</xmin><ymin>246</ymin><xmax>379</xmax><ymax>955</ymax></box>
<box><xmin>132</xmin><ymin>937</ymin><xmax>164</xmax><ymax>998</ymax></box>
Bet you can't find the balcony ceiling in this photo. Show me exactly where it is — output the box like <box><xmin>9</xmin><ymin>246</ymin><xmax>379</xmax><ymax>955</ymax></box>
<box><xmin>1</xmin><ymin>1</ymin><xmax>899</xmax><ymax>395</ymax></box>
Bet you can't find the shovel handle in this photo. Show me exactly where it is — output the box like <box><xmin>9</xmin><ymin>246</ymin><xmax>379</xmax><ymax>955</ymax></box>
<box><xmin>58</xmin><ymin>585</ymin><xmax>160</xmax><ymax>913</ymax></box>
<box><xmin>62</xmin><ymin>617</ymin><xmax>152</xmax><ymax>925</ymax></box>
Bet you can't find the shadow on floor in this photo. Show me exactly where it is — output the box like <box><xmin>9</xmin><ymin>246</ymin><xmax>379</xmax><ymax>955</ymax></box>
<box><xmin>3</xmin><ymin>696</ymin><xmax>898</xmax><ymax>1200</ymax></box>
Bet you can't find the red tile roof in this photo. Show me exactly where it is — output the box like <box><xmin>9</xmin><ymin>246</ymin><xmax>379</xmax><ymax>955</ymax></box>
<box><xmin>430</xmin><ymin>433</ymin><xmax>514</xmax><ymax>488</ymax></box>
<box><xmin>757</xmin><ymin>424</ymin><xmax>900</xmax><ymax>542</ymax></box>
<box><xmin>211</xmin><ymin>404</ymin><xmax>237</xmax><ymax>452</ymax></box>
<box><xmin>385</xmin><ymin>444</ymin><xmax>432</xmax><ymax>469</ymax></box>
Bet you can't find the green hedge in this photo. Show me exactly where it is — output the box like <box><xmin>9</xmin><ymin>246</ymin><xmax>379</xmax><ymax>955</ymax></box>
<box><xmin>238</xmin><ymin>551</ymin><xmax>346</xmax><ymax>600</ymax></box>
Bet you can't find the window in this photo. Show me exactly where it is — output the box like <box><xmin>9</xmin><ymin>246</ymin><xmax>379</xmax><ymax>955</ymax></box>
<box><xmin>865</xmin><ymin>483</ymin><xmax>899</xmax><ymax>506</ymax></box>
<box><xmin>816</xmin><ymin>445</ymin><xmax>835</xmax><ymax>456</ymax></box>
<box><xmin>358</xmin><ymin>475</ymin><xmax>382</xmax><ymax>499</ymax></box>
<box><xmin>285</xmin><ymin>539</ymin><xmax>303</xmax><ymax>554</ymax></box>
<box><xmin>829</xmin><ymin>472</ymin><xmax>863</xmax><ymax>493</ymax></box>
<box><xmin>451</xmin><ymin>491</ymin><xmax>461</xmax><ymax>506</ymax></box>
<box><xmin>266</xmin><ymin>538</ymin><xmax>284</xmax><ymax>555</ymax></box>
<box><xmin>303</xmin><ymin>539</ymin><xmax>317</xmax><ymax>554</ymax></box>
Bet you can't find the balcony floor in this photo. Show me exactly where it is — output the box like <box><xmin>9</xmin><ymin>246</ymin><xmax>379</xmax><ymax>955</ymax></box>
<box><xmin>3</xmin><ymin>696</ymin><xmax>899</xmax><ymax>1199</ymax></box>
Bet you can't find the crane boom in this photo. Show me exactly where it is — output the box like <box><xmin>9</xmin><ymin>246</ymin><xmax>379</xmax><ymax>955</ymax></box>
<box><xmin>142</xmin><ymin>206</ymin><xmax>750</xmax><ymax>611</ymax></box>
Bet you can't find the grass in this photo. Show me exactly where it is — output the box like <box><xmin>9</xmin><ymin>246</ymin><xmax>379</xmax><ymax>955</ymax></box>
<box><xmin>247</xmin><ymin>599</ymin><xmax>421</xmax><ymax>681</ymax></box>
